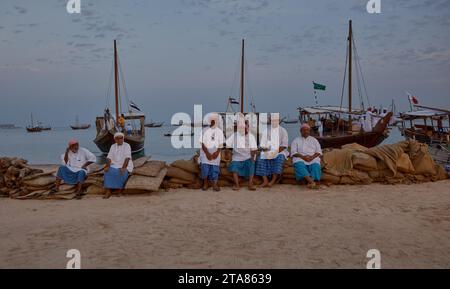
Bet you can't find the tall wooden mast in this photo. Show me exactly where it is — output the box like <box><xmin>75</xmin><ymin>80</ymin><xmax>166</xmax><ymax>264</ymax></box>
<box><xmin>348</xmin><ymin>20</ymin><xmax>352</xmax><ymax>122</ymax></box>
<box><xmin>240</xmin><ymin>39</ymin><xmax>245</xmax><ymax>113</ymax></box>
<box><xmin>114</xmin><ymin>39</ymin><xmax>119</xmax><ymax>120</ymax></box>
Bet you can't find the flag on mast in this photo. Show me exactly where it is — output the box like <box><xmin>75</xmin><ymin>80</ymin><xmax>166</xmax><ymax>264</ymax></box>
<box><xmin>313</xmin><ymin>81</ymin><xmax>326</xmax><ymax>91</ymax></box>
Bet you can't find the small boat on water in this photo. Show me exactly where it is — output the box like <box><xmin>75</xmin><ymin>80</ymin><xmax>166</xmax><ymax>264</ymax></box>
<box><xmin>297</xmin><ymin>20</ymin><xmax>391</xmax><ymax>149</ymax></box>
<box><xmin>26</xmin><ymin>114</ymin><xmax>51</xmax><ymax>133</ymax></box>
<box><xmin>145</xmin><ymin>121</ymin><xmax>164</xmax><ymax>128</ymax></box>
<box><xmin>70</xmin><ymin>116</ymin><xmax>91</xmax><ymax>130</ymax></box>
<box><xmin>282</xmin><ymin>116</ymin><xmax>298</xmax><ymax>124</ymax></box>
<box><xmin>93</xmin><ymin>40</ymin><xmax>145</xmax><ymax>154</ymax></box>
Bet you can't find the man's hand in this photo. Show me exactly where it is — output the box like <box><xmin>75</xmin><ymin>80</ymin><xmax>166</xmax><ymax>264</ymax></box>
<box><xmin>104</xmin><ymin>165</ymin><xmax>110</xmax><ymax>172</ymax></box>
<box><xmin>120</xmin><ymin>168</ymin><xmax>126</xmax><ymax>176</ymax></box>
<box><xmin>211</xmin><ymin>150</ymin><xmax>220</xmax><ymax>159</ymax></box>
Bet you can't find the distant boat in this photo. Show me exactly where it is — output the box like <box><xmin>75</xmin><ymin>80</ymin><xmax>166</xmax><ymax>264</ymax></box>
<box><xmin>282</xmin><ymin>116</ymin><xmax>298</xmax><ymax>124</ymax></box>
<box><xmin>93</xmin><ymin>40</ymin><xmax>145</xmax><ymax>154</ymax></box>
<box><xmin>26</xmin><ymin>114</ymin><xmax>51</xmax><ymax>133</ymax></box>
<box><xmin>0</xmin><ymin>124</ymin><xmax>19</xmax><ymax>129</ymax></box>
<box><xmin>164</xmin><ymin>132</ymin><xmax>194</xmax><ymax>137</ymax></box>
<box><xmin>145</xmin><ymin>121</ymin><xmax>164</xmax><ymax>128</ymax></box>
<box><xmin>71</xmin><ymin>116</ymin><xmax>91</xmax><ymax>130</ymax></box>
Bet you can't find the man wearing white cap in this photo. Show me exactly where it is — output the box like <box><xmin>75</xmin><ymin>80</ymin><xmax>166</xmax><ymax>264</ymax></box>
<box><xmin>103</xmin><ymin>132</ymin><xmax>133</xmax><ymax>198</ymax></box>
<box><xmin>52</xmin><ymin>138</ymin><xmax>96</xmax><ymax>199</ymax></box>
<box><xmin>199</xmin><ymin>113</ymin><xmax>224</xmax><ymax>191</ymax></box>
<box><xmin>290</xmin><ymin>123</ymin><xmax>322</xmax><ymax>189</ymax></box>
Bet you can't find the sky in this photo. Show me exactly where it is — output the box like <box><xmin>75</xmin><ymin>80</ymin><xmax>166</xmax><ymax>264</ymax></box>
<box><xmin>0</xmin><ymin>0</ymin><xmax>449</xmax><ymax>126</ymax></box>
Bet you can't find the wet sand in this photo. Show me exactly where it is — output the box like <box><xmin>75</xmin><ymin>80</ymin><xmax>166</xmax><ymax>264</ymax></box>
<box><xmin>1</xmin><ymin>180</ymin><xmax>449</xmax><ymax>269</ymax></box>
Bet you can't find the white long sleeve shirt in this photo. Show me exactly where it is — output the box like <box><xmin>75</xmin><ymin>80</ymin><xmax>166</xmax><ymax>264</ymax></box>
<box><xmin>290</xmin><ymin>136</ymin><xmax>322</xmax><ymax>165</ymax></box>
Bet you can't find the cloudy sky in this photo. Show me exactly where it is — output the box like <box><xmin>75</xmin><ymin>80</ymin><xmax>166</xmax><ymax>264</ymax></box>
<box><xmin>0</xmin><ymin>0</ymin><xmax>449</xmax><ymax>126</ymax></box>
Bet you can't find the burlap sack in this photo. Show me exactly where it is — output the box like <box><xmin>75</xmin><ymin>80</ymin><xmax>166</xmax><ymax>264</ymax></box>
<box><xmin>352</xmin><ymin>152</ymin><xmax>378</xmax><ymax>171</ymax></box>
<box><xmin>133</xmin><ymin>161</ymin><xmax>166</xmax><ymax>177</ymax></box>
<box><xmin>169</xmin><ymin>177</ymin><xmax>193</xmax><ymax>185</ymax></box>
<box><xmin>170</xmin><ymin>159</ymin><xmax>200</xmax><ymax>174</ymax></box>
<box><xmin>166</xmin><ymin>166</ymin><xmax>196</xmax><ymax>182</ymax></box>
<box><xmin>85</xmin><ymin>184</ymin><xmax>105</xmax><ymax>195</ymax></box>
<box><xmin>125</xmin><ymin>168</ymin><xmax>167</xmax><ymax>192</ymax></box>
<box><xmin>321</xmin><ymin>173</ymin><xmax>341</xmax><ymax>184</ymax></box>
<box><xmin>397</xmin><ymin>153</ymin><xmax>415</xmax><ymax>174</ymax></box>
<box><xmin>22</xmin><ymin>174</ymin><xmax>56</xmax><ymax>187</ymax></box>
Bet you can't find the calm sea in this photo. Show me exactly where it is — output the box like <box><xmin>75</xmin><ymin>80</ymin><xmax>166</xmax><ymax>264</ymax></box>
<box><xmin>0</xmin><ymin>124</ymin><xmax>403</xmax><ymax>165</ymax></box>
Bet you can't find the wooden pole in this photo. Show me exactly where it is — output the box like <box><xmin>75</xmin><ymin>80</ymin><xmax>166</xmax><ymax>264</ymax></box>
<box><xmin>114</xmin><ymin>40</ymin><xmax>119</xmax><ymax>120</ymax></box>
<box><xmin>348</xmin><ymin>20</ymin><xmax>352</xmax><ymax>123</ymax></box>
<box><xmin>240</xmin><ymin>39</ymin><xmax>245</xmax><ymax>113</ymax></box>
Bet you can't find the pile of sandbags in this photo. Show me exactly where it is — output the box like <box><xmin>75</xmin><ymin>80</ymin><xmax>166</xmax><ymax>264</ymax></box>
<box><xmin>0</xmin><ymin>156</ymin><xmax>168</xmax><ymax>199</ymax></box>
<box><xmin>320</xmin><ymin>140</ymin><xmax>447</xmax><ymax>185</ymax></box>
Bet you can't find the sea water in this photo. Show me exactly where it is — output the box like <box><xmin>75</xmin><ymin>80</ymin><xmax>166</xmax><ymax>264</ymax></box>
<box><xmin>0</xmin><ymin>124</ymin><xmax>403</xmax><ymax>164</ymax></box>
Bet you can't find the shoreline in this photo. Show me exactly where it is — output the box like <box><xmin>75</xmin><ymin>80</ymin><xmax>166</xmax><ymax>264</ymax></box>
<box><xmin>1</xmin><ymin>181</ymin><xmax>449</xmax><ymax>268</ymax></box>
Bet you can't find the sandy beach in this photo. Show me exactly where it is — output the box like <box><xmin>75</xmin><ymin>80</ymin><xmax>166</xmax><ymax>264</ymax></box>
<box><xmin>1</xmin><ymin>180</ymin><xmax>449</xmax><ymax>269</ymax></box>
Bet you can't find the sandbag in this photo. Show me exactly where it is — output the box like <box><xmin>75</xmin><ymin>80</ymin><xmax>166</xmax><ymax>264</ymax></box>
<box><xmin>166</xmin><ymin>166</ymin><xmax>196</xmax><ymax>182</ymax></box>
<box><xmin>133</xmin><ymin>156</ymin><xmax>150</xmax><ymax>168</ymax></box>
<box><xmin>22</xmin><ymin>175</ymin><xmax>56</xmax><ymax>187</ymax></box>
<box><xmin>125</xmin><ymin>168</ymin><xmax>167</xmax><ymax>192</ymax></box>
<box><xmin>397</xmin><ymin>153</ymin><xmax>415</xmax><ymax>174</ymax></box>
<box><xmin>408</xmin><ymin>142</ymin><xmax>437</xmax><ymax>175</ymax></box>
<box><xmin>170</xmin><ymin>159</ymin><xmax>200</xmax><ymax>174</ymax></box>
<box><xmin>85</xmin><ymin>184</ymin><xmax>104</xmax><ymax>195</ymax></box>
<box><xmin>133</xmin><ymin>160</ymin><xmax>166</xmax><ymax>177</ymax></box>
<box><xmin>169</xmin><ymin>177</ymin><xmax>193</xmax><ymax>185</ymax></box>
<box><xmin>323</xmin><ymin>149</ymin><xmax>354</xmax><ymax>176</ymax></box>
<box><xmin>321</xmin><ymin>173</ymin><xmax>341</xmax><ymax>184</ymax></box>
<box><xmin>352</xmin><ymin>152</ymin><xmax>378</xmax><ymax>171</ymax></box>
<box><xmin>365</xmin><ymin>143</ymin><xmax>405</xmax><ymax>176</ymax></box>
<box><xmin>220</xmin><ymin>167</ymin><xmax>231</xmax><ymax>177</ymax></box>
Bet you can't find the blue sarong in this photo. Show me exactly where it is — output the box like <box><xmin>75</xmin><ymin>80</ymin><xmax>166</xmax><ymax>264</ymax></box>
<box><xmin>104</xmin><ymin>167</ymin><xmax>129</xmax><ymax>189</ymax></box>
<box><xmin>57</xmin><ymin>165</ymin><xmax>87</xmax><ymax>185</ymax></box>
<box><xmin>228</xmin><ymin>159</ymin><xmax>255</xmax><ymax>178</ymax></box>
<box><xmin>294</xmin><ymin>162</ymin><xmax>322</xmax><ymax>181</ymax></box>
<box><xmin>200</xmin><ymin>164</ymin><xmax>220</xmax><ymax>181</ymax></box>
<box><xmin>255</xmin><ymin>154</ymin><xmax>286</xmax><ymax>176</ymax></box>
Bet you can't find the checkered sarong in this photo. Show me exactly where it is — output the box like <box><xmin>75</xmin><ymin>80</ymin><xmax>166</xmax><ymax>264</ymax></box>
<box><xmin>255</xmin><ymin>154</ymin><xmax>285</xmax><ymax>176</ymax></box>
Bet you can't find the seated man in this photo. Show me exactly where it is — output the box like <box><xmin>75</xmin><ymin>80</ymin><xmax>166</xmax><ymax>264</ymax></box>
<box><xmin>290</xmin><ymin>123</ymin><xmax>322</xmax><ymax>189</ymax></box>
<box><xmin>199</xmin><ymin>113</ymin><xmax>224</xmax><ymax>191</ymax></box>
<box><xmin>226</xmin><ymin>118</ymin><xmax>258</xmax><ymax>191</ymax></box>
<box><xmin>103</xmin><ymin>132</ymin><xmax>133</xmax><ymax>199</ymax></box>
<box><xmin>256</xmin><ymin>113</ymin><xmax>289</xmax><ymax>187</ymax></box>
<box><xmin>53</xmin><ymin>138</ymin><xmax>96</xmax><ymax>199</ymax></box>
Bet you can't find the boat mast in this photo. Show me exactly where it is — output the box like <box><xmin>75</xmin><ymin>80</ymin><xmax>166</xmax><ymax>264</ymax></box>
<box><xmin>31</xmin><ymin>113</ymin><xmax>34</xmax><ymax>127</ymax></box>
<box><xmin>348</xmin><ymin>20</ymin><xmax>352</xmax><ymax>122</ymax></box>
<box><xmin>114</xmin><ymin>40</ymin><xmax>119</xmax><ymax>120</ymax></box>
<box><xmin>240</xmin><ymin>39</ymin><xmax>245</xmax><ymax>113</ymax></box>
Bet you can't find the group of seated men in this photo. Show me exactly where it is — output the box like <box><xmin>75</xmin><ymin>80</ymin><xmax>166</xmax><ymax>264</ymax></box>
<box><xmin>53</xmin><ymin>113</ymin><xmax>323</xmax><ymax>199</ymax></box>
<box><xmin>199</xmin><ymin>113</ymin><xmax>323</xmax><ymax>191</ymax></box>
<box><xmin>51</xmin><ymin>132</ymin><xmax>133</xmax><ymax>199</ymax></box>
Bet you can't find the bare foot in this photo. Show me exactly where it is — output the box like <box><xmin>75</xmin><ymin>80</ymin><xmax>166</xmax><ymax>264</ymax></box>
<box><xmin>213</xmin><ymin>184</ymin><xmax>221</xmax><ymax>191</ymax></box>
<box><xmin>232</xmin><ymin>185</ymin><xmax>240</xmax><ymax>191</ymax></box>
<box><xmin>202</xmin><ymin>181</ymin><xmax>209</xmax><ymax>191</ymax></box>
<box><xmin>103</xmin><ymin>190</ymin><xmax>112</xmax><ymax>199</ymax></box>
<box><xmin>247</xmin><ymin>185</ymin><xmax>256</xmax><ymax>191</ymax></box>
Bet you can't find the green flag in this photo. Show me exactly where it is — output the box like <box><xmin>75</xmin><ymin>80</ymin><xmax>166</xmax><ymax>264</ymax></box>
<box><xmin>313</xmin><ymin>82</ymin><xmax>326</xmax><ymax>91</ymax></box>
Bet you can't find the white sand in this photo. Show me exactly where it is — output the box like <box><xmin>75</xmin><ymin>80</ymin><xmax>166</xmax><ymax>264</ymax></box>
<box><xmin>1</xmin><ymin>180</ymin><xmax>449</xmax><ymax>269</ymax></box>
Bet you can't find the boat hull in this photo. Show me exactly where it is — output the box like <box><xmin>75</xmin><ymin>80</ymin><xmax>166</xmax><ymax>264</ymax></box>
<box><xmin>94</xmin><ymin>130</ymin><xmax>145</xmax><ymax>154</ymax></box>
<box><xmin>71</xmin><ymin>124</ymin><xmax>91</xmax><ymax>130</ymax></box>
<box><xmin>316</xmin><ymin>131</ymin><xmax>388</xmax><ymax>149</ymax></box>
